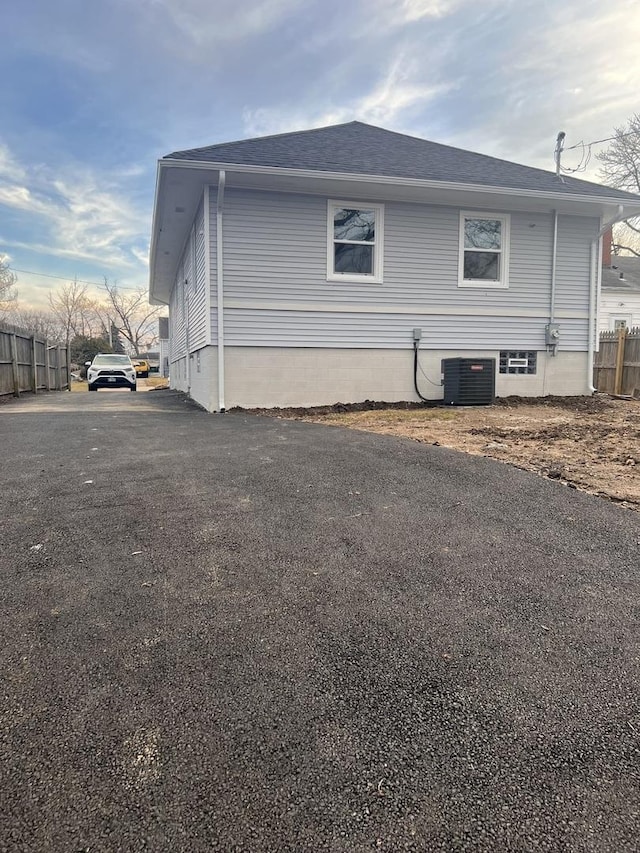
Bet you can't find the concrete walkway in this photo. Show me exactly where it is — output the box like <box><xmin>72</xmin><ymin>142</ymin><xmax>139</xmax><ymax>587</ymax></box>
<box><xmin>2</xmin><ymin>390</ymin><xmax>640</xmax><ymax>852</ymax></box>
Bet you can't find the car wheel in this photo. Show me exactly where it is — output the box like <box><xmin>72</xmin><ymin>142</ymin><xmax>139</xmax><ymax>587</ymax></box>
<box><xmin>131</xmin><ymin>385</ymin><xmax>137</xmax><ymax>392</ymax></box>
<box><xmin>88</xmin><ymin>384</ymin><xmax>97</xmax><ymax>391</ymax></box>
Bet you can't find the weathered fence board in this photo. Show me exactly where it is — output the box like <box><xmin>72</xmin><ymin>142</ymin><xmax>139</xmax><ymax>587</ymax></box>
<box><xmin>594</xmin><ymin>327</ymin><xmax>640</xmax><ymax>396</ymax></box>
<box><xmin>0</xmin><ymin>323</ymin><xmax>70</xmax><ymax>397</ymax></box>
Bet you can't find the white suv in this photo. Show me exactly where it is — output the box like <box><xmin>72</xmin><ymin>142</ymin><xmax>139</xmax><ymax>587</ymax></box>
<box><xmin>86</xmin><ymin>354</ymin><xmax>137</xmax><ymax>392</ymax></box>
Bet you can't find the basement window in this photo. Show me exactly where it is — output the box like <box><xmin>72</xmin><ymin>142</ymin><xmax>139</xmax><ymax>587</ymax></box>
<box><xmin>327</xmin><ymin>200</ymin><xmax>384</xmax><ymax>283</ymax></box>
<box><xmin>499</xmin><ymin>351</ymin><xmax>537</xmax><ymax>374</ymax></box>
<box><xmin>459</xmin><ymin>212</ymin><xmax>510</xmax><ymax>288</ymax></box>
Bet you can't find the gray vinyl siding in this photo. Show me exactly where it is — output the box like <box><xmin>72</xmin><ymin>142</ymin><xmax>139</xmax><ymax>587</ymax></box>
<box><xmin>169</xmin><ymin>260</ymin><xmax>186</xmax><ymax>362</ymax></box>
<box><xmin>209</xmin><ymin>188</ymin><xmax>218</xmax><ymax>345</ymax></box>
<box><xmin>188</xmin><ymin>200</ymin><xmax>207</xmax><ymax>350</ymax></box>
<box><xmin>554</xmin><ymin>214</ymin><xmax>596</xmax><ymax>313</ymax></box>
<box><xmin>170</xmin><ymin>193</ymin><xmax>212</xmax><ymax>356</ymax></box>
<box><xmin>224</xmin><ymin>309</ymin><xmax>588</xmax><ymax>351</ymax></box>
<box><xmin>212</xmin><ymin>188</ymin><xmax>597</xmax><ymax>351</ymax></box>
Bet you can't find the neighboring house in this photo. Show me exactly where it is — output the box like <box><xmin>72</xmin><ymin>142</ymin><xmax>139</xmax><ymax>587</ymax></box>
<box><xmin>599</xmin><ymin>234</ymin><xmax>640</xmax><ymax>331</ymax></box>
<box><xmin>149</xmin><ymin>121</ymin><xmax>640</xmax><ymax>412</ymax></box>
<box><xmin>158</xmin><ymin>316</ymin><xmax>170</xmax><ymax>378</ymax></box>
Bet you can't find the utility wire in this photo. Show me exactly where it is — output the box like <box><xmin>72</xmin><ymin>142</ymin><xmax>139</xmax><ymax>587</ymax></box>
<box><xmin>565</xmin><ymin>128</ymin><xmax>640</xmax><ymax>151</ymax></box>
<box><xmin>8</xmin><ymin>267</ymin><xmax>143</xmax><ymax>291</ymax></box>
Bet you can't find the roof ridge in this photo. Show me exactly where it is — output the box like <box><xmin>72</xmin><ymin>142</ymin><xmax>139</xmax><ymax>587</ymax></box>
<box><xmin>168</xmin><ymin>120</ymin><xmax>363</xmax><ymax>157</ymax></box>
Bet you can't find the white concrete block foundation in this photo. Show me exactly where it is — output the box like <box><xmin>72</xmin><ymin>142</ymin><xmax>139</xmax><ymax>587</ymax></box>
<box><xmin>174</xmin><ymin>347</ymin><xmax>592</xmax><ymax>411</ymax></box>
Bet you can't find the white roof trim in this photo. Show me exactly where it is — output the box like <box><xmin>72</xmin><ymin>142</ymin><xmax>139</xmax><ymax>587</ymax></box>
<box><xmin>158</xmin><ymin>157</ymin><xmax>640</xmax><ymax>210</ymax></box>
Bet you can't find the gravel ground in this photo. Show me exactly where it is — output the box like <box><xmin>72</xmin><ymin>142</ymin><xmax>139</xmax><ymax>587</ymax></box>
<box><xmin>1</xmin><ymin>389</ymin><xmax>640</xmax><ymax>852</ymax></box>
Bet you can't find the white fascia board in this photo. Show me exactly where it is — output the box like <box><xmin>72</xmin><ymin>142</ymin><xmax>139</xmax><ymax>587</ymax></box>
<box><xmin>157</xmin><ymin>157</ymin><xmax>640</xmax><ymax>213</ymax></box>
<box><xmin>148</xmin><ymin>160</ymin><xmax>164</xmax><ymax>303</ymax></box>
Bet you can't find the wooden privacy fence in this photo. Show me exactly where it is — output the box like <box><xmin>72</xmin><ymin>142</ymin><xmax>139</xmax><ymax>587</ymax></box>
<box><xmin>593</xmin><ymin>327</ymin><xmax>640</xmax><ymax>396</ymax></box>
<box><xmin>0</xmin><ymin>322</ymin><xmax>71</xmax><ymax>397</ymax></box>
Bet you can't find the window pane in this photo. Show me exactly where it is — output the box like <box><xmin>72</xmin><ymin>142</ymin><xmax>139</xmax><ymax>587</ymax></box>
<box><xmin>334</xmin><ymin>208</ymin><xmax>375</xmax><ymax>242</ymax></box>
<box><xmin>464</xmin><ymin>251</ymin><xmax>499</xmax><ymax>280</ymax></box>
<box><xmin>334</xmin><ymin>243</ymin><xmax>373</xmax><ymax>275</ymax></box>
<box><xmin>464</xmin><ymin>219</ymin><xmax>501</xmax><ymax>250</ymax></box>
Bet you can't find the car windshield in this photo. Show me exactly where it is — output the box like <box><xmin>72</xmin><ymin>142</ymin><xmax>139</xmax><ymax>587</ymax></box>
<box><xmin>93</xmin><ymin>355</ymin><xmax>132</xmax><ymax>366</ymax></box>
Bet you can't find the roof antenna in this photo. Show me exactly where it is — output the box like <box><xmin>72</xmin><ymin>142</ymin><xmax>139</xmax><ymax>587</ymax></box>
<box><xmin>554</xmin><ymin>131</ymin><xmax>566</xmax><ymax>182</ymax></box>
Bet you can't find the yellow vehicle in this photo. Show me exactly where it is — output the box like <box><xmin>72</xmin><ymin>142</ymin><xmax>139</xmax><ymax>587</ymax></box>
<box><xmin>132</xmin><ymin>359</ymin><xmax>150</xmax><ymax>378</ymax></box>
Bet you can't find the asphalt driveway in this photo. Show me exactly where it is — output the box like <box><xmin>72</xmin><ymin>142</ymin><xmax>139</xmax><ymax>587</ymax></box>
<box><xmin>2</xmin><ymin>389</ymin><xmax>640</xmax><ymax>852</ymax></box>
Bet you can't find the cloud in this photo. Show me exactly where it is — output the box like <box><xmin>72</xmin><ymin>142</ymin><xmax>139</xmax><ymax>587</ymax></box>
<box><xmin>137</xmin><ymin>0</ymin><xmax>299</xmax><ymax>53</ymax></box>
<box><xmin>397</xmin><ymin>0</ymin><xmax>466</xmax><ymax>21</ymax></box>
<box><xmin>0</xmin><ymin>143</ymin><xmax>150</xmax><ymax>272</ymax></box>
<box><xmin>0</xmin><ymin>144</ymin><xmax>27</xmax><ymax>183</ymax></box>
<box><xmin>243</xmin><ymin>52</ymin><xmax>453</xmax><ymax>136</ymax></box>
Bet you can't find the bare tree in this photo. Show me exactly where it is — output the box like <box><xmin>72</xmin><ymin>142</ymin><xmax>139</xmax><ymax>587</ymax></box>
<box><xmin>597</xmin><ymin>115</ymin><xmax>640</xmax><ymax>255</ymax></box>
<box><xmin>100</xmin><ymin>280</ymin><xmax>162</xmax><ymax>355</ymax></box>
<box><xmin>48</xmin><ymin>278</ymin><xmax>102</xmax><ymax>345</ymax></box>
<box><xmin>7</xmin><ymin>307</ymin><xmax>64</xmax><ymax>341</ymax></box>
<box><xmin>0</xmin><ymin>255</ymin><xmax>18</xmax><ymax>320</ymax></box>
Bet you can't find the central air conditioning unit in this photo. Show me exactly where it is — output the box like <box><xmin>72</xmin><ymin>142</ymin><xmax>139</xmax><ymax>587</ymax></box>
<box><xmin>442</xmin><ymin>358</ymin><xmax>496</xmax><ymax>405</ymax></box>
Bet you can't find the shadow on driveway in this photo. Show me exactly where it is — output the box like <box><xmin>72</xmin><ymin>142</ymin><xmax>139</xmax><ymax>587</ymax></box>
<box><xmin>2</xmin><ymin>390</ymin><xmax>640</xmax><ymax>851</ymax></box>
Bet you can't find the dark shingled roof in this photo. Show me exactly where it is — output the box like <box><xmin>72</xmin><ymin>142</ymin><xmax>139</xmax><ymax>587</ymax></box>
<box><xmin>602</xmin><ymin>257</ymin><xmax>640</xmax><ymax>291</ymax></box>
<box><xmin>165</xmin><ymin>121</ymin><xmax>640</xmax><ymax>202</ymax></box>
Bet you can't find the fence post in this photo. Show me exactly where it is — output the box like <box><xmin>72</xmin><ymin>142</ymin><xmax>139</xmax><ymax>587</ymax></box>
<box><xmin>56</xmin><ymin>345</ymin><xmax>62</xmax><ymax>390</ymax></box>
<box><xmin>67</xmin><ymin>342</ymin><xmax>71</xmax><ymax>391</ymax></box>
<box><xmin>614</xmin><ymin>326</ymin><xmax>628</xmax><ymax>396</ymax></box>
<box><xmin>10</xmin><ymin>333</ymin><xmax>20</xmax><ymax>397</ymax></box>
<box><xmin>31</xmin><ymin>335</ymin><xmax>37</xmax><ymax>394</ymax></box>
<box><xmin>45</xmin><ymin>342</ymin><xmax>51</xmax><ymax>390</ymax></box>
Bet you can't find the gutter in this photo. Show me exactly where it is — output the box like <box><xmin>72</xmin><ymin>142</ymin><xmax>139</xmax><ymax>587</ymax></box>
<box><xmin>588</xmin><ymin>205</ymin><xmax>626</xmax><ymax>392</ymax></box>
<box><xmin>148</xmin><ymin>161</ymin><xmax>165</xmax><ymax>305</ymax></box>
<box><xmin>216</xmin><ymin>170</ymin><xmax>226</xmax><ymax>413</ymax></box>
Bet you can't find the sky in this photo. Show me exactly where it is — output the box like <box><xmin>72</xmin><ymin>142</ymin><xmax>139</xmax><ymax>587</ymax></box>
<box><xmin>2</xmin><ymin>0</ymin><xmax>640</xmax><ymax>310</ymax></box>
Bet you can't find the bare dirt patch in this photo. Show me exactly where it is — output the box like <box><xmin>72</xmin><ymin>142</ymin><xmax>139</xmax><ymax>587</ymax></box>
<box><xmin>251</xmin><ymin>396</ymin><xmax>640</xmax><ymax>510</ymax></box>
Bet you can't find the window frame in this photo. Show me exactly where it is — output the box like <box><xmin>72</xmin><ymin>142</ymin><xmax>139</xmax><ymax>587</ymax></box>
<box><xmin>327</xmin><ymin>200</ymin><xmax>384</xmax><ymax>284</ymax></box>
<box><xmin>458</xmin><ymin>211</ymin><xmax>510</xmax><ymax>289</ymax></box>
<box><xmin>610</xmin><ymin>315</ymin><xmax>632</xmax><ymax>331</ymax></box>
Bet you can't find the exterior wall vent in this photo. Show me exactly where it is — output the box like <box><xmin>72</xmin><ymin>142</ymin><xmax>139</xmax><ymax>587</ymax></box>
<box><xmin>442</xmin><ymin>358</ymin><xmax>496</xmax><ymax>406</ymax></box>
<box><xmin>499</xmin><ymin>351</ymin><xmax>537</xmax><ymax>374</ymax></box>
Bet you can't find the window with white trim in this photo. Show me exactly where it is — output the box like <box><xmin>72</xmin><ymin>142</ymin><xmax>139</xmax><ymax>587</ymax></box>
<box><xmin>327</xmin><ymin>201</ymin><xmax>384</xmax><ymax>283</ymax></box>
<box><xmin>459</xmin><ymin>212</ymin><xmax>510</xmax><ymax>289</ymax></box>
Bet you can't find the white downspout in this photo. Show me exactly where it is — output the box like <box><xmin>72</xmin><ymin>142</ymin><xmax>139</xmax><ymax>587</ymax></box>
<box><xmin>549</xmin><ymin>210</ymin><xmax>559</xmax><ymax>327</ymax></box>
<box><xmin>182</xmin><ymin>277</ymin><xmax>190</xmax><ymax>394</ymax></box>
<box><xmin>589</xmin><ymin>204</ymin><xmax>624</xmax><ymax>393</ymax></box>
<box><xmin>587</xmin><ymin>240</ymin><xmax>597</xmax><ymax>393</ymax></box>
<box><xmin>542</xmin><ymin>209</ymin><xmax>559</xmax><ymax>396</ymax></box>
<box><xmin>216</xmin><ymin>170</ymin><xmax>226</xmax><ymax>412</ymax></box>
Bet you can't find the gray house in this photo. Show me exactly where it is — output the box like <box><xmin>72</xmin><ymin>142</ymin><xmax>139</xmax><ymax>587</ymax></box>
<box><xmin>149</xmin><ymin>121</ymin><xmax>640</xmax><ymax>412</ymax></box>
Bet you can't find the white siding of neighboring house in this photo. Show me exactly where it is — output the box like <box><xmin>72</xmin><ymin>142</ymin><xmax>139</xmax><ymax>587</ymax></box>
<box><xmin>599</xmin><ymin>289</ymin><xmax>640</xmax><ymax>332</ymax></box>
